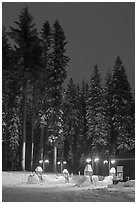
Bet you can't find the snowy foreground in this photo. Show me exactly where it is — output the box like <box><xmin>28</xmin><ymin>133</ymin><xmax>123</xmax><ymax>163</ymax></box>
<box><xmin>2</xmin><ymin>171</ymin><xmax>135</xmax><ymax>202</ymax></box>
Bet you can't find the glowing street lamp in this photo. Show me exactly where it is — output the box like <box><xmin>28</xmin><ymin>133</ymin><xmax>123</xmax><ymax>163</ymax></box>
<box><xmin>45</xmin><ymin>159</ymin><xmax>49</xmax><ymax>163</ymax></box>
<box><xmin>111</xmin><ymin>159</ymin><xmax>116</xmax><ymax>164</ymax></box>
<box><xmin>39</xmin><ymin>160</ymin><xmax>43</xmax><ymax>164</ymax></box>
<box><xmin>94</xmin><ymin>157</ymin><xmax>99</xmax><ymax>175</ymax></box>
<box><xmin>57</xmin><ymin>161</ymin><xmax>67</xmax><ymax>172</ymax></box>
<box><xmin>103</xmin><ymin>160</ymin><xmax>108</xmax><ymax>164</ymax></box>
<box><xmin>86</xmin><ymin>158</ymin><xmax>91</xmax><ymax>163</ymax></box>
<box><xmin>39</xmin><ymin>159</ymin><xmax>49</xmax><ymax>172</ymax></box>
<box><xmin>94</xmin><ymin>157</ymin><xmax>99</xmax><ymax>162</ymax></box>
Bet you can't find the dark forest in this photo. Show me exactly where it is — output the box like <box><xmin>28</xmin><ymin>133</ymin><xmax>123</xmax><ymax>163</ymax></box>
<box><xmin>2</xmin><ymin>6</ymin><xmax>135</xmax><ymax>175</ymax></box>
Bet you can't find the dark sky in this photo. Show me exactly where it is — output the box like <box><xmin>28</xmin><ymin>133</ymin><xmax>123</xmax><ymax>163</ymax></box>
<box><xmin>2</xmin><ymin>2</ymin><xmax>135</xmax><ymax>89</ymax></box>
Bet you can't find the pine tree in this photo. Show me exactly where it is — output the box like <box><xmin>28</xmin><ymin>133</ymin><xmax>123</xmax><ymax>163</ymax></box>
<box><xmin>103</xmin><ymin>70</ymin><xmax>113</xmax><ymax>158</ymax></box>
<box><xmin>86</xmin><ymin>64</ymin><xmax>108</xmax><ymax>158</ymax></box>
<box><xmin>63</xmin><ymin>79</ymin><xmax>81</xmax><ymax>172</ymax></box>
<box><xmin>9</xmin><ymin>6</ymin><xmax>39</xmax><ymax>170</ymax></box>
<box><xmin>2</xmin><ymin>27</ymin><xmax>12</xmax><ymax>170</ymax></box>
<box><xmin>28</xmin><ymin>35</ymin><xmax>43</xmax><ymax>170</ymax></box>
<box><xmin>80</xmin><ymin>80</ymin><xmax>89</xmax><ymax>153</ymax></box>
<box><xmin>46</xmin><ymin>20</ymin><xmax>69</xmax><ymax>171</ymax></box>
<box><xmin>110</xmin><ymin>56</ymin><xmax>135</xmax><ymax>154</ymax></box>
<box><xmin>34</xmin><ymin>21</ymin><xmax>52</xmax><ymax>169</ymax></box>
<box><xmin>41</xmin><ymin>20</ymin><xmax>51</xmax><ymax>71</ymax></box>
<box><xmin>2</xmin><ymin>27</ymin><xmax>21</xmax><ymax>170</ymax></box>
<box><xmin>75</xmin><ymin>81</ymin><xmax>90</xmax><ymax>172</ymax></box>
<box><xmin>48</xmin><ymin>20</ymin><xmax>69</xmax><ymax>107</ymax></box>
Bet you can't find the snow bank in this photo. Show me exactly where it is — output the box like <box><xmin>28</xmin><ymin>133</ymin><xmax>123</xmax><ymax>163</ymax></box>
<box><xmin>76</xmin><ymin>175</ymin><xmax>91</xmax><ymax>187</ymax></box>
<box><xmin>2</xmin><ymin>171</ymin><xmax>30</xmax><ymax>186</ymax></box>
<box><xmin>2</xmin><ymin>172</ymin><xmax>135</xmax><ymax>202</ymax></box>
<box><xmin>108</xmin><ymin>180</ymin><xmax>135</xmax><ymax>189</ymax></box>
<box><xmin>2</xmin><ymin>172</ymin><xmax>74</xmax><ymax>186</ymax></box>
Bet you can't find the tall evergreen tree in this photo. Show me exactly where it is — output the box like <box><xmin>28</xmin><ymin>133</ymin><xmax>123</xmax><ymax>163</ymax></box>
<box><xmin>46</xmin><ymin>20</ymin><xmax>69</xmax><ymax>171</ymax></box>
<box><xmin>80</xmin><ymin>80</ymin><xmax>89</xmax><ymax>153</ymax></box>
<box><xmin>63</xmin><ymin>79</ymin><xmax>82</xmax><ymax>172</ymax></box>
<box><xmin>2</xmin><ymin>27</ymin><xmax>21</xmax><ymax>170</ymax></box>
<box><xmin>48</xmin><ymin>20</ymin><xmax>69</xmax><ymax>107</ymax></box>
<box><xmin>41</xmin><ymin>20</ymin><xmax>51</xmax><ymax>71</ymax></box>
<box><xmin>103</xmin><ymin>70</ymin><xmax>113</xmax><ymax>158</ymax></box>
<box><xmin>2</xmin><ymin>27</ymin><xmax>12</xmax><ymax>170</ymax></box>
<box><xmin>86</xmin><ymin>64</ymin><xmax>108</xmax><ymax>158</ymax></box>
<box><xmin>9</xmin><ymin>6</ymin><xmax>39</xmax><ymax>170</ymax></box>
<box><xmin>110</xmin><ymin>56</ymin><xmax>135</xmax><ymax>155</ymax></box>
<box><xmin>34</xmin><ymin>20</ymin><xmax>52</xmax><ymax>169</ymax></box>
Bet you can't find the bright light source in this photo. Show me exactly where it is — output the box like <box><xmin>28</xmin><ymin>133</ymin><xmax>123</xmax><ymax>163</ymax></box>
<box><xmin>39</xmin><ymin>160</ymin><xmax>43</xmax><ymax>164</ymax></box>
<box><xmin>111</xmin><ymin>160</ymin><xmax>116</xmax><ymax>164</ymax></box>
<box><xmin>63</xmin><ymin>161</ymin><xmax>67</xmax><ymax>164</ymax></box>
<box><xmin>86</xmin><ymin>158</ymin><xmax>91</xmax><ymax>163</ymax></box>
<box><xmin>103</xmin><ymin>160</ymin><xmax>108</xmax><ymax>164</ymax></box>
<box><xmin>57</xmin><ymin>161</ymin><xmax>61</xmax><ymax>165</ymax></box>
<box><xmin>45</xmin><ymin>159</ymin><xmax>49</xmax><ymax>163</ymax></box>
<box><xmin>94</xmin><ymin>158</ymin><xmax>99</xmax><ymax>162</ymax></box>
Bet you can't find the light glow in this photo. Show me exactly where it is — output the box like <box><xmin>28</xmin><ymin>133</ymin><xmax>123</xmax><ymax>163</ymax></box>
<box><xmin>111</xmin><ymin>160</ymin><xmax>116</xmax><ymax>164</ymax></box>
<box><xmin>86</xmin><ymin>158</ymin><xmax>91</xmax><ymax>163</ymax></box>
<box><xmin>103</xmin><ymin>160</ymin><xmax>108</xmax><ymax>164</ymax></box>
<box><xmin>94</xmin><ymin>158</ymin><xmax>99</xmax><ymax>162</ymax></box>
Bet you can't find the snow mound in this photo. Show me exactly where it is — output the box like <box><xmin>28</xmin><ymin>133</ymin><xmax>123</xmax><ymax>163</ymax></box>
<box><xmin>92</xmin><ymin>175</ymin><xmax>113</xmax><ymax>187</ymax></box>
<box><xmin>2</xmin><ymin>171</ymin><xmax>30</xmax><ymax>186</ymax></box>
<box><xmin>42</xmin><ymin>175</ymin><xmax>66</xmax><ymax>184</ymax></box>
<box><xmin>3</xmin><ymin>172</ymin><xmax>68</xmax><ymax>186</ymax></box>
<box><xmin>123</xmin><ymin>180</ymin><xmax>135</xmax><ymax>187</ymax></box>
<box><xmin>108</xmin><ymin>180</ymin><xmax>135</xmax><ymax>188</ymax></box>
<box><xmin>76</xmin><ymin>175</ymin><xmax>91</xmax><ymax>187</ymax></box>
<box><xmin>28</xmin><ymin>174</ymin><xmax>40</xmax><ymax>184</ymax></box>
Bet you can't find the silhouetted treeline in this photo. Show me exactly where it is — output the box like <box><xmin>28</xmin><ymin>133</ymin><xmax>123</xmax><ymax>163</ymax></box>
<box><xmin>2</xmin><ymin>7</ymin><xmax>135</xmax><ymax>173</ymax></box>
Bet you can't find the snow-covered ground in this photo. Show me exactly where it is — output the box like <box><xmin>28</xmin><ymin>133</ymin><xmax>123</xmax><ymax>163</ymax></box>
<box><xmin>2</xmin><ymin>171</ymin><xmax>135</xmax><ymax>202</ymax></box>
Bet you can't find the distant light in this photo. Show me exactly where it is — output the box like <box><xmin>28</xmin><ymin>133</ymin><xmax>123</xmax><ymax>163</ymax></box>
<box><xmin>103</xmin><ymin>160</ymin><xmax>108</xmax><ymax>164</ymax></box>
<box><xmin>111</xmin><ymin>160</ymin><xmax>116</xmax><ymax>164</ymax></box>
<box><xmin>57</xmin><ymin>161</ymin><xmax>61</xmax><ymax>165</ymax></box>
<box><xmin>45</xmin><ymin>159</ymin><xmax>49</xmax><ymax>163</ymax></box>
<box><xmin>94</xmin><ymin>158</ymin><xmax>99</xmax><ymax>162</ymax></box>
<box><xmin>63</xmin><ymin>161</ymin><xmax>67</xmax><ymax>164</ymax></box>
<box><xmin>86</xmin><ymin>158</ymin><xmax>91</xmax><ymax>163</ymax></box>
<box><xmin>39</xmin><ymin>160</ymin><xmax>43</xmax><ymax>164</ymax></box>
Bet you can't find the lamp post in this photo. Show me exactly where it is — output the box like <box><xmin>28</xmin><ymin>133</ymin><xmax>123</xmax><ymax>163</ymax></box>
<box><xmin>44</xmin><ymin>159</ymin><xmax>49</xmax><ymax>172</ymax></box>
<box><xmin>86</xmin><ymin>158</ymin><xmax>91</xmax><ymax>163</ymax></box>
<box><xmin>109</xmin><ymin>159</ymin><xmax>116</xmax><ymax>170</ymax></box>
<box><xmin>94</xmin><ymin>157</ymin><xmax>99</xmax><ymax>174</ymax></box>
<box><xmin>57</xmin><ymin>161</ymin><xmax>67</xmax><ymax>173</ymax></box>
<box><xmin>103</xmin><ymin>159</ymin><xmax>109</xmax><ymax>175</ymax></box>
<box><xmin>103</xmin><ymin>160</ymin><xmax>108</xmax><ymax>164</ymax></box>
<box><xmin>94</xmin><ymin>158</ymin><xmax>99</xmax><ymax>162</ymax></box>
<box><xmin>39</xmin><ymin>159</ymin><xmax>49</xmax><ymax>172</ymax></box>
<box><xmin>39</xmin><ymin>159</ymin><xmax>44</xmax><ymax>170</ymax></box>
<box><xmin>103</xmin><ymin>159</ymin><xmax>116</xmax><ymax>175</ymax></box>
<box><xmin>57</xmin><ymin>161</ymin><xmax>61</xmax><ymax>172</ymax></box>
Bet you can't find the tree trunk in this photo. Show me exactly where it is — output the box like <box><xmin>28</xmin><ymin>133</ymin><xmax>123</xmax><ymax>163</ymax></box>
<box><xmin>40</xmin><ymin>125</ymin><xmax>44</xmax><ymax>160</ymax></box>
<box><xmin>30</xmin><ymin>114</ymin><xmax>34</xmax><ymax>170</ymax></box>
<box><xmin>53</xmin><ymin>143</ymin><xmax>57</xmax><ymax>172</ymax></box>
<box><xmin>2</xmin><ymin>141</ymin><xmax>8</xmax><ymax>170</ymax></box>
<box><xmin>22</xmin><ymin>81</ymin><xmax>27</xmax><ymax>171</ymax></box>
<box><xmin>30</xmin><ymin>86</ymin><xmax>35</xmax><ymax>170</ymax></box>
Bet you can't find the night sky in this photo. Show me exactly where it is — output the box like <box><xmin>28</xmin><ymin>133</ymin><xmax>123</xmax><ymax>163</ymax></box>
<box><xmin>2</xmin><ymin>2</ymin><xmax>135</xmax><ymax>89</ymax></box>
